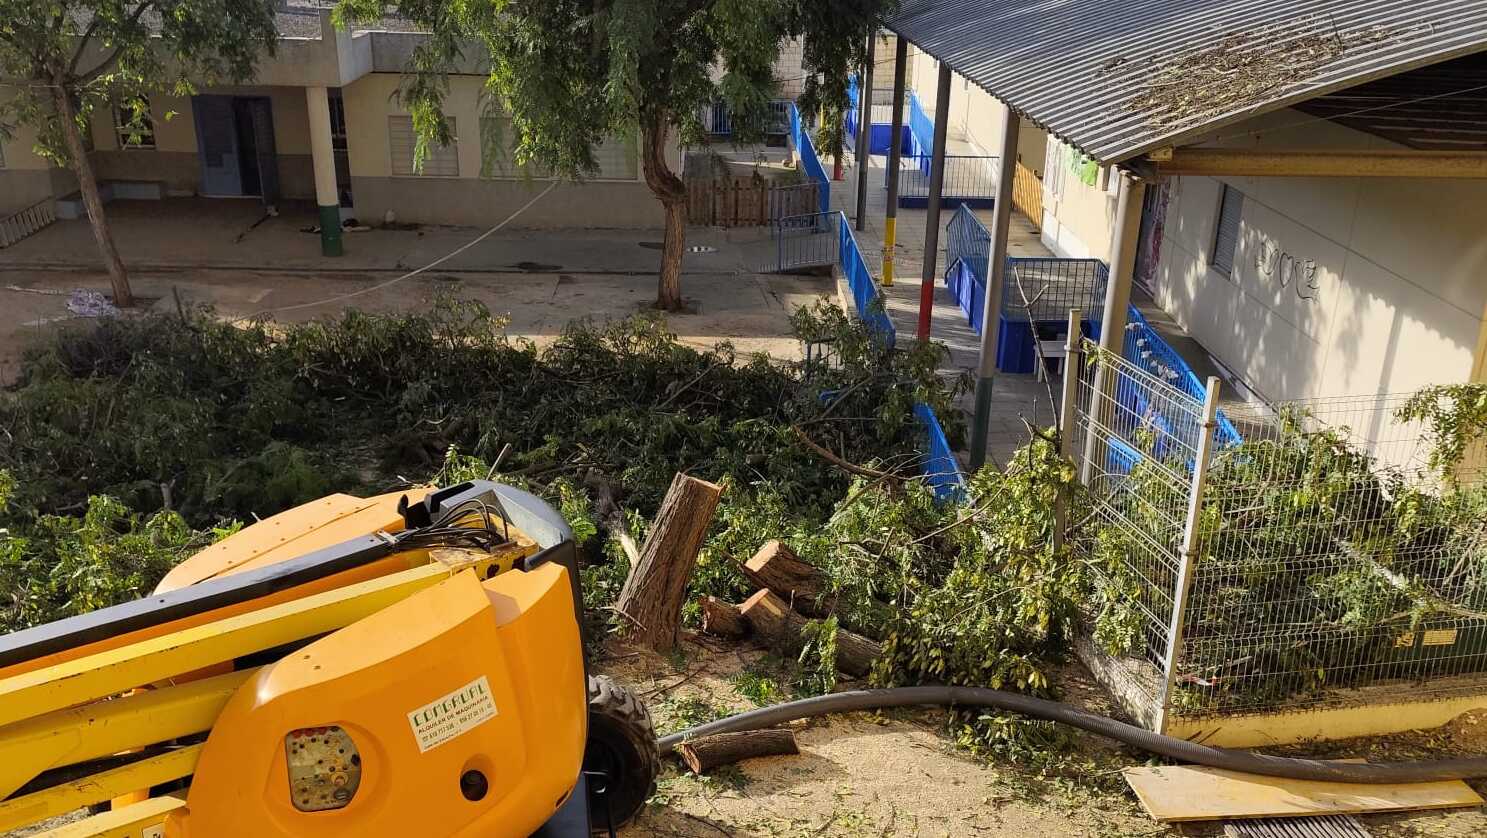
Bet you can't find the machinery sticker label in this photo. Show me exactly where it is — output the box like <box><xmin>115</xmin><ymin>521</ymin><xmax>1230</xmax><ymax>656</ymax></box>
<box><xmin>408</xmin><ymin>675</ymin><xmax>498</xmax><ymax>753</ymax></box>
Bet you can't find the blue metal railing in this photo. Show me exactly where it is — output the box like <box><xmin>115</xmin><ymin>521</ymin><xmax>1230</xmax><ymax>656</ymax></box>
<box><xmin>907</xmin><ymin>91</ymin><xmax>934</xmax><ymax>158</ymax></box>
<box><xmin>789</xmin><ymin>102</ymin><xmax>830</xmax><ymax>214</ymax></box>
<box><xmin>915</xmin><ymin>403</ymin><xmax>967</xmax><ymax>502</ymax></box>
<box><xmin>836</xmin><ymin>211</ymin><xmax>895</xmax><ymax>347</ymax></box>
<box><xmin>1122</xmin><ymin>306</ymin><xmax>1242</xmax><ymax>447</ymax></box>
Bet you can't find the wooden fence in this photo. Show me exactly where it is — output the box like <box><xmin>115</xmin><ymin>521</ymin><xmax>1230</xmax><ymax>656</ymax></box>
<box><xmin>686</xmin><ymin>178</ymin><xmax>819</xmax><ymax>227</ymax></box>
<box><xmin>1012</xmin><ymin>162</ymin><xmax>1043</xmax><ymax>231</ymax></box>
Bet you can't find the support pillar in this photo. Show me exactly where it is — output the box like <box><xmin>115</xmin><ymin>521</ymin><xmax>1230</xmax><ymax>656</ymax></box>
<box><xmin>917</xmin><ymin>62</ymin><xmax>952</xmax><ymax>341</ymax></box>
<box><xmin>853</xmin><ymin>29</ymin><xmax>876</xmax><ymax>232</ymax></box>
<box><xmin>1079</xmin><ymin>172</ymin><xmax>1147</xmax><ymax>482</ymax></box>
<box><xmin>967</xmin><ymin>103</ymin><xmax>1019</xmax><ymax>470</ymax></box>
<box><xmin>882</xmin><ymin>38</ymin><xmax>907</xmax><ymax>287</ymax></box>
<box><xmin>306</xmin><ymin>86</ymin><xmax>343</xmax><ymax>257</ymax></box>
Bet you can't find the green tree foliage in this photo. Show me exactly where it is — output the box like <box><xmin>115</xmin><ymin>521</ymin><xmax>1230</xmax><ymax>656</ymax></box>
<box><xmin>0</xmin><ymin>0</ymin><xmax>278</xmax><ymax>305</ymax></box>
<box><xmin>331</xmin><ymin>0</ymin><xmax>892</xmax><ymax>310</ymax></box>
<box><xmin>0</xmin><ymin>299</ymin><xmax>958</xmax><ymax>628</ymax></box>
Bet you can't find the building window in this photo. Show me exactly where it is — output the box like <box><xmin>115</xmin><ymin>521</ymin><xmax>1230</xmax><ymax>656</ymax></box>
<box><xmin>389</xmin><ymin>116</ymin><xmax>459</xmax><ymax>177</ymax></box>
<box><xmin>115</xmin><ymin>97</ymin><xmax>155</xmax><ymax>149</ymax></box>
<box><xmin>479</xmin><ymin>116</ymin><xmax>550</xmax><ymax>179</ymax></box>
<box><xmin>1211</xmin><ymin>184</ymin><xmax>1244</xmax><ymax>276</ymax></box>
<box><xmin>328</xmin><ymin>91</ymin><xmax>347</xmax><ymax>152</ymax></box>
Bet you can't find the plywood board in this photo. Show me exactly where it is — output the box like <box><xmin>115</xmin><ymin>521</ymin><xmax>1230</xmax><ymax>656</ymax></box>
<box><xmin>1123</xmin><ymin>764</ymin><xmax>1484</xmax><ymax>822</ymax></box>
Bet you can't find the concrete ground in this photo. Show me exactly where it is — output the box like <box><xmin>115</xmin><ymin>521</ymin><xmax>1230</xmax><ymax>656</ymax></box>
<box><xmin>0</xmin><ymin>197</ymin><xmax>835</xmax><ymax>384</ymax></box>
<box><xmin>835</xmin><ymin>152</ymin><xmax>1059</xmax><ymax>468</ymax></box>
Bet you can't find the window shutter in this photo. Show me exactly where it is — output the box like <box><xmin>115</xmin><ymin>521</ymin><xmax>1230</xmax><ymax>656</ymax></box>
<box><xmin>1211</xmin><ymin>184</ymin><xmax>1243</xmax><ymax>276</ymax></box>
<box><xmin>389</xmin><ymin>116</ymin><xmax>459</xmax><ymax>177</ymax></box>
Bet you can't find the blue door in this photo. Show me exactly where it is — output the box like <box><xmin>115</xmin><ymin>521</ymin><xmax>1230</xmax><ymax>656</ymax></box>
<box><xmin>192</xmin><ymin>95</ymin><xmax>243</xmax><ymax>196</ymax></box>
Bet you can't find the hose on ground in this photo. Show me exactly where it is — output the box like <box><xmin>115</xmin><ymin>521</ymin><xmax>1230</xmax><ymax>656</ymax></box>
<box><xmin>655</xmin><ymin>686</ymin><xmax>1487</xmax><ymax>783</ymax></box>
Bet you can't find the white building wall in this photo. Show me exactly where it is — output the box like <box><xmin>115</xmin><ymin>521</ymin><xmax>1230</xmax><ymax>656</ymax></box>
<box><xmin>1136</xmin><ymin>109</ymin><xmax>1487</xmax><ymax>401</ymax></box>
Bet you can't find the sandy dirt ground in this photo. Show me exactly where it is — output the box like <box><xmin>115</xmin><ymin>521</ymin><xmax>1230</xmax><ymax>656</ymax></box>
<box><xmin>0</xmin><ymin>265</ymin><xmax>834</xmax><ymax>386</ymax></box>
<box><xmin>597</xmin><ymin>636</ymin><xmax>1487</xmax><ymax>838</ymax></box>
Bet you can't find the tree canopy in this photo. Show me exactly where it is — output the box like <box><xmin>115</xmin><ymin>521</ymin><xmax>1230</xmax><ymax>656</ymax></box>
<box><xmin>0</xmin><ymin>0</ymin><xmax>279</xmax><ymax>304</ymax></box>
<box><xmin>335</xmin><ymin>0</ymin><xmax>893</xmax><ymax>309</ymax></box>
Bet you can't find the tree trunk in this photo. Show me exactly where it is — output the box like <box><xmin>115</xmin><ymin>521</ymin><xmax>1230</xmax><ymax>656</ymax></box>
<box><xmin>740</xmin><ymin>541</ymin><xmax>833</xmax><ymax>616</ymax></box>
<box><xmin>614</xmin><ymin>473</ymin><xmax>723</xmax><ymax>651</ymax></box>
<box><xmin>739</xmin><ymin>589</ymin><xmax>882</xmax><ymax>677</ymax></box>
<box><xmin>640</xmin><ymin>108</ymin><xmax>688</xmax><ymax>312</ymax></box>
<box><xmin>676</xmin><ymin>729</ymin><xmax>799</xmax><ymax>774</ymax></box>
<box><xmin>51</xmin><ymin>74</ymin><xmax>133</xmax><ymax>308</ymax></box>
<box><xmin>698</xmin><ymin>596</ymin><xmax>747</xmax><ymax>638</ymax></box>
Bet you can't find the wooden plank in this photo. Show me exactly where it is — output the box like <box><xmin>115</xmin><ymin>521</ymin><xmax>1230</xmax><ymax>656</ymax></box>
<box><xmin>1123</xmin><ymin>763</ymin><xmax>1484</xmax><ymax>822</ymax></box>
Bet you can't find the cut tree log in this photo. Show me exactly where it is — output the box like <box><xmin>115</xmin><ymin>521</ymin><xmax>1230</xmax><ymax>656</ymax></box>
<box><xmin>676</xmin><ymin>728</ymin><xmax>799</xmax><ymax>774</ymax></box>
<box><xmin>614</xmin><ymin>473</ymin><xmax>724</xmax><ymax>651</ymax></box>
<box><xmin>698</xmin><ymin>596</ymin><xmax>748</xmax><ymax>638</ymax></box>
<box><xmin>740</xmin><ymin>540</ymin><xmax>833</xmax><ymax>616</ymax></box>
<box><xmin>739</xmin><ymin>589</ymin><xmax>882</xmax><ymax>677</ymax></box>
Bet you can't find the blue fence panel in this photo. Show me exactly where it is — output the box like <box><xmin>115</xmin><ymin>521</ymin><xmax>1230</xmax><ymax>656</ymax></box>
<box><xmin>907</xmin><ymin>92</ymin><xmax>934</xmax><ymax>160</ymax></box>
<box><xmin>789</xmin><ymin>102</ymin><xmax>831</xmax><ymax>215</ymax></box>
<box><xmin>836</xmin><ymin>213</ymin><xmax>895</xmax><ymax>348</ymax></box>
<box><xmin>1121</xmin><ymin>306</ymin><xmax>1241</xmax><ymax>447</ymax></box>
<box><xmin>914</xmin><ymin>403</ymin><xmax>967</xmax><ymax>502</ymax></box>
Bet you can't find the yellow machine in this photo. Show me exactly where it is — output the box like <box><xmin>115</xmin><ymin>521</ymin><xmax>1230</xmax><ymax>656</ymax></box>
<box><xmin>0</xmin><ymin>481</ymin><xmax>659</xmax><ymax>837</ymax></box>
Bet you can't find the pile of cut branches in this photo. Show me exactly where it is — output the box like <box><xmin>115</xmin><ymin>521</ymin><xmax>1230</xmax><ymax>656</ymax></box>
<box><xmin>0</xmin><ymin>298</ymin><xmax>959</xmax><ymax>632</ymax></box>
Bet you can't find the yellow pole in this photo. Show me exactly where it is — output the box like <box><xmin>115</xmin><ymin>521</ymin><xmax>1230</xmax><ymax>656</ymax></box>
<box><xmin>883</xmin><ymin>217</ymin><xmax>897</xmax><ymax>286</ymax></box>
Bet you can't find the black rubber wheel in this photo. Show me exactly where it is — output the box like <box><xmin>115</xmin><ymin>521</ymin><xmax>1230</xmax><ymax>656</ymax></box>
<box><xmin>583</xmin><ymin>675</ymin><xmax>659</xmax><ymax>834</ymax></box>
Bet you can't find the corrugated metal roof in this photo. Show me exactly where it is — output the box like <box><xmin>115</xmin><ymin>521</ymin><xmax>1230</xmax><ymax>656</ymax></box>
<box><xmin>887</xmin><ymin>0</ymin><xmax>1487</xmax><ymax>163</ymax></box>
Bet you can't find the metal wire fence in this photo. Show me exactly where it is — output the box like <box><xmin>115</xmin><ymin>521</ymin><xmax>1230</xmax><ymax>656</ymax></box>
<box><xmin>764</xmin><ymin>211</ymin><xmax>838</xmax><ymax>273</ymax></box>
<box><xmin>1004</xmin><ymin>259</ymin><xmax>1107</xmax><ymax>325</ymax></box>
<box><xmin>1071</xmin><ymin>350</ymin><xmax>1487</xmax><ymax>730</ymax></box>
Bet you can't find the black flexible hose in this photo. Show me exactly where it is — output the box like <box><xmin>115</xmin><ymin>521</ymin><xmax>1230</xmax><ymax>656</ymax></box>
<box><xmin>656</xmin><ymin>686</ymin><xmax>1487</xmax><ymax>783</ymax></box>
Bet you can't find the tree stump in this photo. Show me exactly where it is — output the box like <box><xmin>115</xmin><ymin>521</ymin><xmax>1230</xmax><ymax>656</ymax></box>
<box><xmin>676</xmin><ymin>729</ymin><xmax>799</xmax><ymax>774</ymax></box>
<box><xmin>614</xmin><ymin>473</ymin><xmax>723</xmax><ymax>651</ymax></box>
<box><xmin>698</xmin><ymin>596</ymin><xmax>748</xmax><ymax>638</ymax></box>
<box><xmin>741</xmin><ymin>540</ymin><xmax>833</xmax><ymax>615</ymax></box>
<box><xmin>739</xmin><ymin>589</ymin><xmax>882</xmax><ymax>677</ymax></box>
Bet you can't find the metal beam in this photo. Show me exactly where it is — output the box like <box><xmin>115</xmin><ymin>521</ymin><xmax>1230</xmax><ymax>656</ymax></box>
<box><xmin>968</xmin><ymin>103</ymin><xmax>1019</xmax><ymax>470</ymax></box>
<box><xmin>917</xmin><ymin>62</ymin><xmax>952</xmax><ymax>341</ymax></box>
<box><xmin>0</xmin><ymin>563</ymin><xmax>451</xmax><ymax>729</ymax></box>
<box><xmin>882</xmin><ymin>37</ymin><xmax>908</xmax><ymax>287</ymax></box>
<box><xmin>854</xmin><ymin>30</ymin><xmax>876</xmax><ymax>232</ymax></box>
<box><xmin>0</xmin><ymin>745</ymin><xmax>201</xmax><ymax>833</ymax></box>
<box><xmin>1151</xmin><ymin>148</ymin><xmax>1487</xmax><ymax>178</ymax></box>
<box><xmin>0</xmin><ymin>669</ymin><xmax>252</xmax><ymax>800</ymax></box>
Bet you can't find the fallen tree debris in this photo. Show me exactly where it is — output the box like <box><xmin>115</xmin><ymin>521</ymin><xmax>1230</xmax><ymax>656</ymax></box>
<box><xmin>740</xmin><ymin>540</ymin><xmax>833</xmax><ymax>616</ymax></box>
<box><xmin>615</xmin><ymin>473</ymin><xmax>724</xmax><ymax>651</ymax></box>
<box><xmin>740</xmin><ymin>589</ymin><xmax>881</xmax><ymax>676</ymax></box>
<box><xmin>698</xmin><ymin>595</ymin><xmax>748</xmax><ymax>638</ymax></box>
<box><xmin>676</xmin><ymin>728</ymin><xmax>800</xmax><ymax>774</ymax></box>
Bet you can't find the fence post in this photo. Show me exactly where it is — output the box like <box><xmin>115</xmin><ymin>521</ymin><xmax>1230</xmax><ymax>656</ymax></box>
<box><xmin>1154</xmin><ymin>375</ymin><xmax>1222</xmax><ymax>735</ymax></box>
<box><xmin>1053</xmin><ymin>308</ymin><xmax>1082</xmax><ymax>553</ymax></box>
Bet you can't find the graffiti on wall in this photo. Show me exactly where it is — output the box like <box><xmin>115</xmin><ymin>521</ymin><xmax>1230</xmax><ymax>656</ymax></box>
<box><xmin>1256</xmin><ymin>238</ymin><xmax>1320</xmax><ymax>303</ymax></box>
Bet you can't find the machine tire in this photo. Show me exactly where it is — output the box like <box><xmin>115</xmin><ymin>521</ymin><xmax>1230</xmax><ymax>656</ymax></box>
<box><xmin>583</xmin><ymin>675</ymin><xmax>658</xmax><ymax>834</ymax></box>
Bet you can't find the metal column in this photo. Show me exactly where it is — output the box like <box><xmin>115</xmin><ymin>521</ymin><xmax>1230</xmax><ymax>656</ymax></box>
<box><xmin>1154</xmin><ymin>376</ymin><xmax>1222</xmax><ymax>735</ymax></box>
<box><xmin>967</xmin><ymin>104</ymin><xmax>1019</xmax><ymax>470</ymax></box>
<box><xmin>1079</xmin><ymin>172</ymin><xmax>1146</xmax><ymax>482</ymax></box>
<box><xmin>1053</xmin><ymin>307</ymin><xmax>1083</xmax><ymax>553</ymax></box>
<box><xmin>917</xmin><ymin>62</ymin><xmax>952</xmax><ymax>340</ymax></box>
<box><xmin>853</xmin><ymin>29</ymin><xmax>875</xmax><ymax>232</ymax></box>
<box><xmin>882</xmin><ymin>38</ymin><xmax>907</xmax><ymax>287</ymax></box>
